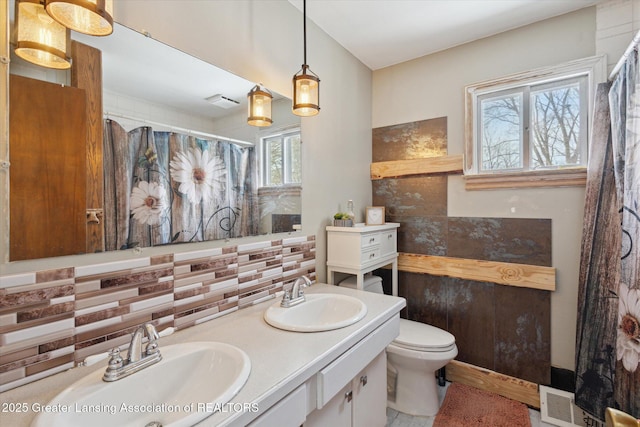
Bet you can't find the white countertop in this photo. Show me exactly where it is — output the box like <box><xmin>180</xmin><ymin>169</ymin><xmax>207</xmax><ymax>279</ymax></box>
<box><xmin>326</xmin><ymin>222</ymin><xmax>400</xmax><ymax>233</ymax></box>
<box><xmin>1</xmin><ymin>284</ymin><xmax>405</xmax><ymax>427</ymax></box>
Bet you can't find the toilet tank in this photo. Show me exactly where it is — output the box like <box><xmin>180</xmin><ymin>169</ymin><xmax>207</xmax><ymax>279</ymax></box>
<box><xmin>338</xmin><ymin>274</ymin><xmax>384</xmax><ymax>294</ymax></box>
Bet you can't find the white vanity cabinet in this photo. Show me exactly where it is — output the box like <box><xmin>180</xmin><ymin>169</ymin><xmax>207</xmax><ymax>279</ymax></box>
<box><xmin>326</xmin><ymin>223</ymin><xmax>400</xmax><ymax>295</ymax></box>
<box><xmin>248</xmin><ymin>384</ymin><xmax>307</xmax><ymax>427</ymax></box>
<box><xmin>304</xmin><ymin>352</ymin><xmax>386</xmax><ymax>427</ymax></box>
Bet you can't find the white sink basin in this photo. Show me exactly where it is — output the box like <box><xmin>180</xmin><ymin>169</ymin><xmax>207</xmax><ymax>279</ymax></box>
<box><xmin>32</xmin><ymin>342</ymin><xmax>251</xmax><ymax>427</ymax></box>
<box><xmin>264</xmin><ymin>293</ymin><xmax>367</xmax><ymax>332</ymax></box>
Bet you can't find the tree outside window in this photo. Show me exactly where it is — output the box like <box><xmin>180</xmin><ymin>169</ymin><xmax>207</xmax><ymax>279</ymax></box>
<box><xmin>261</xmin><ymin>129</ymin><xmax>301</xmax><ymax>187</ymax></box>
<box><xmin>478</xmin><ymin>76</ymin><xmax>587</xmax><ymax>173</ymax></box>
<box><xmin>464</xmin><ymin>56</ymin><xmax>605</xmax><ymax>190</ymax></box>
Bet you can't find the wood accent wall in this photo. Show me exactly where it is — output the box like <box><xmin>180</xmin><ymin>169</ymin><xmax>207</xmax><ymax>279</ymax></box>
<box><xmin>71</xmin><ymin>41</ymin><xmax>104</xmax><ymax>253</ymax></box>
<box><xmin>373</xmin><ymin>116</ymin><xmax>553</xmax><ymax>390</ymax></box>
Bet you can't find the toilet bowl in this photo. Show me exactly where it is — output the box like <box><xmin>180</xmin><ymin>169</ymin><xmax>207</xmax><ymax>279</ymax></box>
<box><xmin>339</xmin><ymin>274</ymin><xmax>457</xmax><ymax>417</ymax></box>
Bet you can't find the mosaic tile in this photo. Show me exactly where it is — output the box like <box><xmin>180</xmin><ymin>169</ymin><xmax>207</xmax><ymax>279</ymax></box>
<box><xmin>0</xmin><ymin>234</ymin><xmax>316</xmax><ymax>391</ymax></box>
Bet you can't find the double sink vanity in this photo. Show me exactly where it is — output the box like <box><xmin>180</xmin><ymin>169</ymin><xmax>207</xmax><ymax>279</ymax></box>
<box><xmin>3</xmin><ymin>283</ymin><xmax>405</xmax><ymax>427</ymax></box>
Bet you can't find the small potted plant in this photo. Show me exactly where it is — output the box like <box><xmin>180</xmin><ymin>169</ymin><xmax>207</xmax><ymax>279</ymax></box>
<box><xmin>333</xmin><ymin>212</ymin><xmax>353</xmax><ymax>227</ymax></box>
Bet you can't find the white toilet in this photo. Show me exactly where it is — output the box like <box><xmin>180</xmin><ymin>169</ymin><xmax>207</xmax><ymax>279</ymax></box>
<box><xmin>339</xmin><ymin>274</ymin><xmax>457</xmax><ymax>417</ymax></box>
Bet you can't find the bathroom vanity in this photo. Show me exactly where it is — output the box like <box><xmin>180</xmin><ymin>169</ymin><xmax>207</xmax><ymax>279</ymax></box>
<box><xmin>1</xmin><ymin>284</ymin><xmax>405</xmax><ymax>427</ymax></box>
<box><xmin>326</xmin><ymin>223</ymin><xmax>400</xmax><ymax>295</ymax></box>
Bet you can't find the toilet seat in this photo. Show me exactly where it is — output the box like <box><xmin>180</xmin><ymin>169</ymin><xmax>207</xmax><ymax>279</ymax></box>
<box><xmin>392</xmin><ymin>319</ymin><xmax>456</xmax><ymax>352</ymax></box>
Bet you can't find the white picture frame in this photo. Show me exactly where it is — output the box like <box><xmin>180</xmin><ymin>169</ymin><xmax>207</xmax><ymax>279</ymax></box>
<box><xmin>365</xmin><ymin>206</ymin><xmax>385</xmax><ymax>225</ymax></box>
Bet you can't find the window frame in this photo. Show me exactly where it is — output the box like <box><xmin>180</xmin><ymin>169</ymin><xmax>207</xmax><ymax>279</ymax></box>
<box><xmin>464</xmin><ymin>56</ymin><xmax>606</xmax><ymax>189</ymax></box>
<box><xmin>259</xmin><ymin>127</ymin><xmax>302</xmax><ymax>188</ymax></box>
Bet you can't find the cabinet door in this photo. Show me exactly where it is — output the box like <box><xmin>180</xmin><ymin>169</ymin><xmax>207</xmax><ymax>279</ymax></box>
<box><xmin>352</xmin><ymin>352</ymin><xmax>387</xmax><ymax>427</ymax></box>
<box><xmin>380</xmin><ymin>230</ymin><xmax>397</xmax><ymax>258</ymax></box>
<box><xmin>305</xmin><ymin>382</ymin><xmax>352</xmax><ymax>427</ymax></box>
<box><xmin>9</xmin><ymin>75</ymin><xmax>87</xmax><ymax>261</ymax></box>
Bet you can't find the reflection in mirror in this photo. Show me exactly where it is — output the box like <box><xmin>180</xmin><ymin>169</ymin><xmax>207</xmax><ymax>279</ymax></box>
<box><xmin>7</xmin><ymin>21</ymin><xmax>301</xmax><ymax>261</ymax></box>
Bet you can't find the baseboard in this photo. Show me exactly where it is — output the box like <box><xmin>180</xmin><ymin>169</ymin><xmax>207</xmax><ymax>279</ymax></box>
<box><xmin>550</xmin><ymin>366</ymin><xmax>575</xmax><ymax>393</ymax></box>
<box><xmin>445</xmin><ymin>360</ymin><xmax>540</xmax><ymax>408</ymax></box>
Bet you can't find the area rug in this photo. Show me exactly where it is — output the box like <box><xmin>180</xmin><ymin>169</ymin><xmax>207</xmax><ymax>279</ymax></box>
<box><xmin>433</xmin><ymin>382</ymin><xmax>531</xmax><ymax>427</ymax></box>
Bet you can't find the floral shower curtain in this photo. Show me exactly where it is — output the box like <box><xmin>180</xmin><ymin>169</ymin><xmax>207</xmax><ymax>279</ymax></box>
<box><xmin>103</xmin><ymin>120</ymin><xmax>258</xmax><ymax>251</ymax></box>
<box><xmin>575</xmin><ymin>48</ymin><xmax>639</xmax><ymax>420</ymax></box>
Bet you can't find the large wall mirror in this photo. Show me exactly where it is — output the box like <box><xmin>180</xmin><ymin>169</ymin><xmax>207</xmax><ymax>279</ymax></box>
<box><xmin>7</xmin><ymin>19</ymin><xmax>301</xmax><ymax>262</ymax></box>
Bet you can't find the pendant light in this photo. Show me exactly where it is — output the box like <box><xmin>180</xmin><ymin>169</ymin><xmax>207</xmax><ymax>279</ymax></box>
<box><xmin>247</xmin><ymin>83</ymin><xmax>273</xmax><ymax>127</ymax></box>
<box><xmin>292</xmin><ymin>0</ymin><xmax>320</xmax><ymax>116</ymax></box>
<box><xmin>15</xmin><ymin>0</ymin><xmax>71</xmax><ymax>70</ymax></box>
<box><xmin>45</xmin><ymin>0</ymin><xmax>114</xmax><ymax>36</ymax></box>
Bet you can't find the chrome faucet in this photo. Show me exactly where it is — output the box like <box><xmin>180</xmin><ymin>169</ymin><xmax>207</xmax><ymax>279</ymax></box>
<box><xmin>281</xmin><ymin>275</ymin><xmax>312</xmax><ymax>307</ymax></box>
<box><xmin>103</xmin><ymin>322</ymin><xmax>162</xmax><ymax>382</ymax></box>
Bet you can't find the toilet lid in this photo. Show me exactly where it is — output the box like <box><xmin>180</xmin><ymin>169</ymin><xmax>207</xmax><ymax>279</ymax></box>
<box><xmin>394</xmin><ymin>319</ymin><xmax>456</xmax><ymax>351</ymax></box>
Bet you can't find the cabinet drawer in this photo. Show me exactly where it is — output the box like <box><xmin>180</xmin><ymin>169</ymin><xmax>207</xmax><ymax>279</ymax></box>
<box><xmin>361</xmin><ymin>248</ymin><xmax>380</xmax><ymax>264</ymax></box>
<box><xmin>249</xmin><ymin>384</ymin><xmax>306</xmax><ymax>427</ymax></box>
<box><xmin>360</xmin><ymin>233</ymin><xmax>380</xmax><ymax>249</ymax></box>
<box><xmin>316</xmin><ymin>315</ymin><xmax>400</xmax><ymax>408</ymax></box>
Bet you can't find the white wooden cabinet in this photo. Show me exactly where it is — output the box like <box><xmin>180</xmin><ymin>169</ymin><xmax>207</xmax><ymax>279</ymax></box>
<box><xmin>305</xmin><ymin>352</ymin><xmax>387</xmax><ymax>427</ymax></box>
<box><xmin>326</xmin><ymin>223</ymin><xmax>399</xmax><ymax>295</ymax></box>
<box><xmin>304</xmin><ymin>315</ymin><xmax>398</xmax><ymax>427</ymax></box>
<box><xmin>248</xmin><ymin>384</ymin><xmax>307</xmax><ymax>427</ymax></box>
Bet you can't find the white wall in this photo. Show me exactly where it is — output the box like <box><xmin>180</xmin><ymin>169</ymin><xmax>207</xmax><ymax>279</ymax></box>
<box><xmin>0</xmin><ymin>0</ymin><xmax>373</xmax><ymax>275</ymax></box>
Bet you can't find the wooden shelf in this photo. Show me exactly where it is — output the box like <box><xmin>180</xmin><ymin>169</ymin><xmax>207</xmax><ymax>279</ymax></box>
<box><xmin>370</xmin><ymin>155</ymin><xmax>463</xmax><ymax>180</ymax></box>
<box><xmin>397</xmin><ymin>253</ymin><xmax>556</xmax><ymax>291</ymax></box>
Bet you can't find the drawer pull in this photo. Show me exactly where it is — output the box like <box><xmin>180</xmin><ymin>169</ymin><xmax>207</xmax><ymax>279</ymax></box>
<box><xmin>369</xmin><ymin>238</ymin><xmax>375</xmax><ymax>243</ymax></box>
<box><xmin>369</xmin><ymin>253</ymin><xmax>376</xmax><ymax>259</ymax></box>
<box><xmin>345</xmin><ymin>390</ymin><xmax>353</xmax><ymax>402</ymax></box>
<box><xmin>360</xmin><ymin>375</ymin><xmax>368</xmax><ymax>386</ymax></box>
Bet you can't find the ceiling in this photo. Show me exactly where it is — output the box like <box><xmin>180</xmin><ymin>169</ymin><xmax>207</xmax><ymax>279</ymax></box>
<box><xmin>65</xmin><ymin>0</ymin><xmax>604</xmax><ymax>122</ymax></box>
<box><xmin>288</xmin><ymin>0</ymin><xmax>603</xmax><ymax>70</ymax></box>
<box><xmin>72</xmin><ymin>24</ymin><xmax>258</xmax><ymax>121</ymax></box>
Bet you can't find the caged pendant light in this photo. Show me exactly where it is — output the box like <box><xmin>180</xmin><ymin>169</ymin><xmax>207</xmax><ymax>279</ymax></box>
<box><xmin>15</xmin><ymin>0</ymin><xmax>71</xmax><ymax>69</ymax></box>
<box><xmin>247</xmin><ymin>83</ymin><xmax>273</xmax><ymax>127</ymax></box>
<box><xmin>45</xmin><ymin>0</ymin><xmax>114</xmax><ymax>36</ymax></box>
<box><xmin>292</xmin><ymin>0</ymin><xmax>320</xmax><ymax>116</ymax></box>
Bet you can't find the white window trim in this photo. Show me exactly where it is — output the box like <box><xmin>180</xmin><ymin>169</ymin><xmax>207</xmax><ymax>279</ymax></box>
<box><xmin>258</xmin><ymin>126</ymin><xmax>301</xmax><ymax>188</ymax></box>
<box><xmin>464</xmin><ymin>55</ymin><xmax>607</xmax><ymax>189</ymax></box>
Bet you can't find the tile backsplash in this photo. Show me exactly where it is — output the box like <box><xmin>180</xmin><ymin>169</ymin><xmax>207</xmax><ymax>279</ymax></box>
<box><xmin>0</xmin><ymin>235</ymin><xmax>316</xmax><ymax>392</ymax></box>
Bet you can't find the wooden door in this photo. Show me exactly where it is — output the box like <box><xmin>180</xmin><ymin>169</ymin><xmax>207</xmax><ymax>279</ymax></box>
<box><xmin>9</xmin><ymin>74</ymin><xmax>87</xmax><ymax>261</ymax></box>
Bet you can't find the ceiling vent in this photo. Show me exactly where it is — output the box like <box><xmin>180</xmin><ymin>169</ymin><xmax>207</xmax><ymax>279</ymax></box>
<box><xmin>206</xmin><ymin>94</ymin><xmax>240</xmax><ymax>109</ymax></box>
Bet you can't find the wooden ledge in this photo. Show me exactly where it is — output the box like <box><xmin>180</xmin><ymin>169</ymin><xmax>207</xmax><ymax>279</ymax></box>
<box><xmin>446</xmin><ymin>360</ymin><xmax>541</xmax><ymax>408</ymax></box>
<box><xmin>398</xmin><ymin>253</ymin><xmax>556</xmax><ymax>291</ymax></box>
<box><xmin>371</xmin><ymin>155</ymin><xmax>463</xmax><ymax>180</ymax></box>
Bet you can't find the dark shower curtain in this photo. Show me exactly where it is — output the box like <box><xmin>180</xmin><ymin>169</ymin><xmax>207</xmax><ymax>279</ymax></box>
<box><xmin>103</xmin><ymin>120</ymin><xmax>258</xmax><ymax>251</ymax></box>
<box><xmin>575</xmin><ymin>48</ymin><xmax>639</xmax><ymax>420</ymax></box>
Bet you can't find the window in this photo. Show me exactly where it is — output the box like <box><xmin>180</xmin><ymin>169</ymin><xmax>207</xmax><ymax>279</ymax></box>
<box><xmin>465</xmin><ymin>56</ymin><xmax>606</xmax><ymax>189</ymax></box>
<box><xmin>478</xmin><ymin>76</ymin><xmax>588</xmax><ymax>172</ymax></box>
<box><xmin>260</xmin><ymin>129</ymin><xmax>301</xmax><ymax>187</ymax></box>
